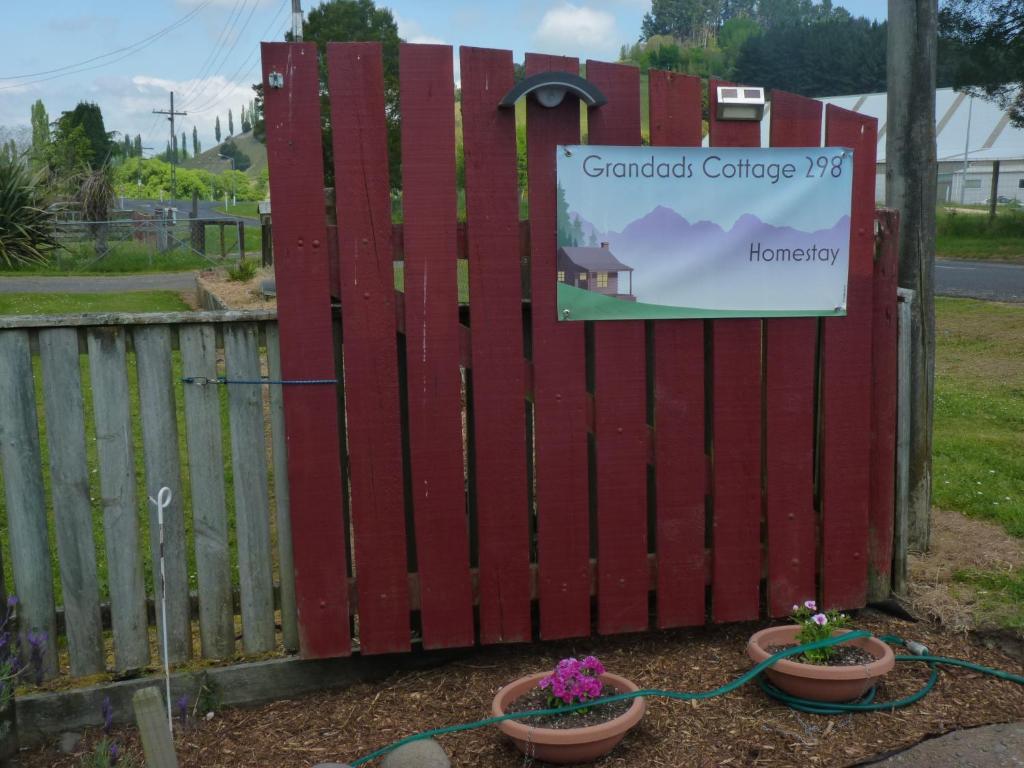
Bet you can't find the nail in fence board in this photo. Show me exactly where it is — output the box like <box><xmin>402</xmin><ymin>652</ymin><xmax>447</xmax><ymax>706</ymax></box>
<box><xmin>87</xmin><ymin>327</ymin><xmax>150</xmax><ymax>671</ymax></box>
<box><xmin>869</xmin><ymin>209</ymin><xmax>899</xmax><ymax>600</ymax></box>
<box><xmin>37</xmin><ymin>327</ymin><xmax>105</xmax><ymax>676</ymax></box>
<box><xmin>765</xmin><ymin>91</ymin><xmax>822</xmax><ymax>617</ymax></box>
<box><xmin>178</xmin><ymin>325</ymin><xmax>235</xmax><ymax>659</ymax></box>
<box><xmin>0</xmin><ymin>330</ymin><xmax>59</xmax><ymax>677</ymax></box>
<box><xmin>823</xmin><ymin>105</ymin><xmax>877</xmax><ymax>609</ymax></box>
<box><xmin>708</xmin><ymin>79</ymin><xmax>763</xmax><ymax>623</ymax></box>
<box><xmin>647</xmin><ymin>70</ymin><xmax>707</xmax><ymax>628</ymax></box>
<box><xmin>525</xmin><ymin>52</ymin><xmax>590</xmax><ymax>640</ymax></box>
<box><xmin>265</xmin><ymin>324</ymin><xmax>299</xmax><ymax>652</ymax></box>
<box><xmin>586</xmin><ymin>60</ymin><xmax>650</xmax><ymax>634</ymax></box>
<box><xmin>398</xmin><ymin>42</ymin><xmax>474</xmax><ymax>649</ymax></box>
<box><xmin>262</xmin><ymin>41</ymin><xmax>351</xmax><ymax>657</ymax></box>
<box><xmin>223</xmin><ymin>323</ymin><xmax>275</xmax><ymax>653</ymax></box>
<box><xmin>134</xmin><ymin>325</ymin><xmax>192</xmax><ymax>663</ymax></box>
<box><xmin>460</xmin><ymin>45</ymin><xmax>532</xmax><ymax>643</ymax></box>
<box><xmin>327</xmin><ymin>42</ymin><xmax>411</xmax><ymax>654</ymax></box>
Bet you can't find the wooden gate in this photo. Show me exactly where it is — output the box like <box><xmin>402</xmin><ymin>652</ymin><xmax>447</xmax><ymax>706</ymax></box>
<box><xmin>261</xmin><ymin>42</ymin><xmax>898</xmax><ymax>659</ymax></box>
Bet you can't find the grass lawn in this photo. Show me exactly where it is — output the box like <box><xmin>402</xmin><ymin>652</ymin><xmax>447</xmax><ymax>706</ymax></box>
<box><xmin>214</xmin><ymin>202</ymin><xmax>261</xmax><ymax>219</ymax></box>
<box><xmin>0</xmin><ymin>291</ymin><xmax>190</xmax><ymax>315</ymax></box>
<box><xmin>937</xmin><ymin>208</ymin><xmax>1024</xmax><ymax>263</ymax></box>
<box><xmin>1</xmin><ymin>243</ymin><xmax>210</xmax><ymax>275</ymax></box>
<box><xmin>936</xmin><ymin>236</ymin><xmax>1024</xmax><ymax>263</ymax></box>
<box><xmin>933</xmin><ymin>297</ymin><xmax>1024</xmax><ymax>628</ymax></box>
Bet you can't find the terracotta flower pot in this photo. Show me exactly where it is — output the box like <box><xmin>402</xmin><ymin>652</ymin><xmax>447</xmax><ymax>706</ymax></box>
<box><xmin>747</xmin><ymin>625</ymin><xmax>895</xmax><ymax>703</ymax></box>
<box><xmin>491</xmin><ymin>671</ymin><xmax>646</xmax><ymax>764</ymax></box>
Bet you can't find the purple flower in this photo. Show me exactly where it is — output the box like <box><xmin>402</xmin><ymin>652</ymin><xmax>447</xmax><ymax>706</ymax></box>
<box><xmin>5</xmin><ymin>596</ymin><xmax>16</xmax><ymax>608</ymax></box>
<box><xmin>176</xmin><ymin>695</ymin><xmax>189</xmax><ymax>722</ymax></box>
<box><xmin>803</xmin><ymin>600</ymin><xmax>817</xmax><ymax>611</ymax></box>
<box><xmin>109</xmin><ymin>742</ymin><xmax>120</xmax><ymax>765</ymax></box>
<box><xmin>811</xmin><ymin>613</ymin><xmax>828</xmax><ymax>626</ymax></box>
<box><xmin>101</xmin><ymin>696</ymin><xmax>113</xmax><ymax>734</ymax></box>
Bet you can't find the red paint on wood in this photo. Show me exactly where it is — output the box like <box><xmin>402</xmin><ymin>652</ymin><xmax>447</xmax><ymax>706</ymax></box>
<box><xmin>525</xmin><ymin>52</ymin><xmax>590</xmax><ymax>640</ymax></box>
<box><xmin>765</xmin><ymin>91</ymin><xmax>822</xmax><ymax>616</ymax></box>
<box><xmin>647</xmin><ymin>70</ymin><xmax>706</xmax><ymax>628</ymax></box>
<box><xmin>586</xmin><ymin>60</ymin><xmax>649</xmax><ymax>634</ymax></box>
<box><xmin>822</xmin><ymin>104</ymin><xmax>877</xmax><ymax>609</ymax></box>
<box><xmin>260</xmin><ymin>42</ymin><xmax>350</xmax><ymax>658</ymax></box>
<box><xmin>398</xmin><ymin>43</ymin><xmax>474</xmax><ymax>649</ymax></box>
<box><xmin>870</xmin><ymin>210</ymin><xmax>899</xmax><ymax>597</ymax></box>
<box><xmin>327</xmin><ymin>42</ymin><xmax>410</xmax><ymax>654</ymax></box>
<box><xmin>459</xmin><ymin>46</ymin><xmax>531</xmax><ymax>644</ymax></box>
<box><xmin>708</xmin><ymin>79</ymin><xmax>763</xmax><ymax>623</ymax></box>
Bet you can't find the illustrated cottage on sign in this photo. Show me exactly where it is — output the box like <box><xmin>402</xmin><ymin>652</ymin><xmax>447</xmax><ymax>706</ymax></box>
<box><xmin>556</xmin><ymin>243</ymin><xmax>636</xmax><ymax>302</ymax></box>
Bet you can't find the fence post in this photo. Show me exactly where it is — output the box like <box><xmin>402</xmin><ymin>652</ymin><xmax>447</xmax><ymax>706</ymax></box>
<box><xmin>894</xmin><ymin>287</ymin><xmax>915</xmax><ymax>596</ymax></box>
<box><xmin>237</xmin><ymin>221</ymin><xmax>246</xmax><ymax>262</ymax></box>
<box><xmin>132</xmin><ymin>687</ymin><xmax>178</xmax><ymax>768</ymax></box>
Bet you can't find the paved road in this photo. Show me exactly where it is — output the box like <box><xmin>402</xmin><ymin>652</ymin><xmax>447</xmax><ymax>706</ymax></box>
<box><xmin>118</xmin><ymin>197</ymin><xmax>259</xmax><ymax>223</ymax></box>
<box><xmin>0</xmin><ymin>272</ymin><xmax>197</xmax><ymax>294</ymax></box>
<box><xmin>936</xmin><ymin>258</ymin><xmax>1024</xmax><ymax>302</ymax></box>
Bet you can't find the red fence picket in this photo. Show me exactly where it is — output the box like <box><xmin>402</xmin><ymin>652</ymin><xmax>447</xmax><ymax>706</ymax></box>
<box><xmin>525</xmin><ymin>52</ymin><xmax>591</xmax><ymax>640</ymax></box>
<box><xmin>326</xmin><ymin>42</ymin><xmax>410</xmax><ymax>654</ymax></box>
<box><xmin>765</xmin><ymin>91</ymin><xmax>822</xmax><ymax>617</ymax></box>
<box><xmin>398</xmin><ymin>43</ymin><xmax>475</xmax><ymax>649</ymax></box>
<box><xmin>707</xmin><ymin>79</ymin><xmax>764</xmax><ymax>623</ymax></box>
<box><xmin>647</xmin><ymin>71</ymin><xmax>706</xmax><ymax>628</ymax></box>
<box><xmin>262</xmin><ymin>42</ymin><xmax>896</xmax><ymax>657</ymax></box>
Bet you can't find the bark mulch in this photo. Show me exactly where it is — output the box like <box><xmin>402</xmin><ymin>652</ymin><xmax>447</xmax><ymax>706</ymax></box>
<box><xmin>18</xmin><ymin>610</ymin><xmax>1024</xmax><ymax>768</ymax></box>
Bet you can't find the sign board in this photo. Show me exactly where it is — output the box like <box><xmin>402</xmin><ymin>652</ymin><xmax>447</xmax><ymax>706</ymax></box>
<box><xmin>555</xmin><ymin>145</ymin><xmax>853</xmax><ymax>321</ymax></box>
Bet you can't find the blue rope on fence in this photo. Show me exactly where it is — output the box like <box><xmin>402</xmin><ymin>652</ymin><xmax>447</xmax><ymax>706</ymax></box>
<box><xmin>181</xmin><ymin>376</ymin><xmax>338</xmax><ymax>386</ymax></box>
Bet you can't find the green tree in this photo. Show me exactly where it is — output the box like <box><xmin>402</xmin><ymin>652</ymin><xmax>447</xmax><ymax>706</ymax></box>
<box><xmin>218</xmin><ymin>137</ymin><xmax>251</xmax><ymax>172</ymax></box>
<box><xmin>193</xmin><ymin>126</ymin><xmax>200</xmax><ymax>156</ymax></box>
<box><xmin>215</xmin><ymin>115</ymin><xmax>222</xmax><ymax>143</ymax></box>
<box><xmin>556</xmin><ymin>182</ymin><xmax>579</xmax><ymax>247</ymax></box>
<box><xmin>180</xmin><ymin>131</ymin><xmax>188</xmax><ymax>161</ymax></box>
<box><xmin>240</xmin><ymin>104</ymin><xmax>252</xmax><ymax>133</ymax></box>
<box><xmin>300</xmin><ymin>0</ymin><xmax>403</xmax><ymax>190</ymax></box>
<box><xmin>0</xmin><ymin>154</ymin><xmax>59</xmax><ymax>267</ymax></box>
<box><xmin>54</xmin><ymin>102</ymin><xmax>113</xmax><ymax>168</ymax></box>
<box><xmin>251</xmin><ymin>84</ymin><xmax>265</xmax><ymax>143</ymax></box>
<box><xmin>133</xmin><ymin>134</ymin><xmax>142</xmax><ymax>157</ymax></box>
<box><xmin>940</xmin><ymin>1</ymin><xmax>1024</xmax><ymax>126</ymax></box>
<box><xmin>228</xmin><ymin>109</ymin><xmax>234</xmax><ymax>136</ymax></box>
<box><xmin>30</xmin><ymin>100</ymin><xmax>49</xmax><ymax>170</ymax></box>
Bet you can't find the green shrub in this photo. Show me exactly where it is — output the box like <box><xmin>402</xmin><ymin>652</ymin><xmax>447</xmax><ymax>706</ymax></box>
<box><xmin>226</xmin><ymin>258</ymin><xmax>258</xmax><ymax>282</ymax></box>
<box><xmin>0</xmin><ymin>155</ymin><xmax>60</xmax><ymax>267</ymax></box>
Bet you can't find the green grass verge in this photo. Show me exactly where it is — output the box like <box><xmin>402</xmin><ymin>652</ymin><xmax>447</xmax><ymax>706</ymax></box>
<box><xmin>936</xmin><ymin>236</ymin><xmax>1024</xmax><ymax>263</ymax></box>
<box><xmin>214</xmin><ymin>202</ymin><xmax>261</xmax><ymax>219</ymax></box>
<box><xmin>1</xmin><ymin>243</ymin><xmax>210</xmax><ymax>275</ymax></box>
<box><xmin>0</xmin><ymin>292</ymin><xmax>190</xmax><ymax>316</ymax></box>
<box><xmin>952</xmin><ymin>568</ymin><xmax>1024</xmax><ymax>631</ymax></box>
<box><xmin>933</xmin><ymin>297</ymin><xmax>1024</xmax><ymax>539</ymax></box>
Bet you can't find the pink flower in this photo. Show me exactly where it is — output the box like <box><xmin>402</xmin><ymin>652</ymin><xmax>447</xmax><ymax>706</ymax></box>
<box><xmin>804</xmin><ymin>600</ymin><xmax>817</xmax><ymax>611</ymax></box>
<box><xmin>811</xmin><ymin>613</ymin><xmax>828</xmax><ymax>626</ymax></box>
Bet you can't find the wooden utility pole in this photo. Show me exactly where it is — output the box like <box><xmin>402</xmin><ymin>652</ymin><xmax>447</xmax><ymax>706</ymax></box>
<box><xmin>291</xmin><ymin>0</ymin><xmax>303</xmax><ymax>41</ymax></box>
<box><xmin>153</xmin><ymin>92</ymin><xmax>187</xmax><ymax>201</ymax></box>
<box><xmin>989</xmin><ymin>160</ymin><xmax>1001</xmax><ymax>220</ymax></box>
<box><xmin>886</xmin><ymin>0</ymin><xmax>937</xmax><ymax>552</ymax></box>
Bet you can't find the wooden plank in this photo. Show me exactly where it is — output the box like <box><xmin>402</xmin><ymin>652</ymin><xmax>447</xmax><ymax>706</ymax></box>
<box><xmin>132</xmin><ymin>687</ymin><xmax>179</xmax><ymax>768</ymax></box>
<box><xmin>326</xmin><ymin>42</ymin><xmax>410</xmax><ymax>655</ymax></box>
<box><xmin>179</xmin><ymin>325</ymin><xmax>234</xmax><ymax>659</ymax></box>
<box><xmin>262</xmin><ymin>41</ymin><xmax>350</xmax><ymax>658</ymax></box>
<box><xmin>0</xmin><ymin>330</ymin><xmax>58</xmax><ymax>678</ymax></box>
<box><xmin>37</xmin><ymin>328</ymin><xmax>105</xmax><ymax>676</ymax></box>
<box><xmin>133</xmin><ymin>325</ymin><xmax>192</xmax><ymax>664</ymax></box>
<box><xmin>764</xmin><ymin>91</ymin><xmax>822</xmax><ymax>617</ymax></box>
<box><xmin>0</xmin><ymin>309</ymin><xmax>277</xmax><ymax>331</ymax></box>
<box><xmin>459</xmin><ymin>45</ymin><xmax>532</xmax><ymax>643</ymax></box>
<box><xmin>647</xmin><ymin>70</ymin><xmax>706</xmax><ymax>628</ymax></box>
<box><xmin>265</xmin><ymin>324</ymin><xmax>299</xmax><ymax>652</ymax></box>
<box><xmin>586</xmin><ymin>59</ymin><xmax>649</xmax><ymax>634</ymax></box>
<box><xmin>398</xmin><ymin>43</ymin><xmax>474</xmax><ymax>649</ymax></box>
<box><xmin>708</xmin><ymin>79</ymin><xmax>763</xmax><ymax>623</ymax></box>
<box><xmin>87</xmin><ymin>326</ymin><xmax>150</xmax><ymax>671</ymax></box>
<box><xmin>869</xmin><ymin>209</ymin><xmax>899</xmax><ymax>601</ymax></box>
<box><xmin>525</xmin><ymin>52</ymin><xmax>590</xmax><ymax>640</ymax></box>
<box><xmin>822</xmin><ymin>104</ymin><xmax>877</xmax><ymax>609</ymax></box>
<box><xmin>223</xmin><ymin>323</ymin><xmax>276</xmax><ymax>653</ymax></box>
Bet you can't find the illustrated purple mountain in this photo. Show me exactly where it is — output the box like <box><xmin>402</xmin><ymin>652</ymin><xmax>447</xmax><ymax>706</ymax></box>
<box><xmin>566</xmin><ymin>206</ymin><xmax>851</xmax><ymax>308</ymax></box>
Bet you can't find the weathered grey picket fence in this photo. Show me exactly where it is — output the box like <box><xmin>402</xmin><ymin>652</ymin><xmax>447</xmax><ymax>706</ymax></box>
<box><xmin>0</xmin><ymin>310</ymin><xmax>296</xmax><ymax>680</ymax></box>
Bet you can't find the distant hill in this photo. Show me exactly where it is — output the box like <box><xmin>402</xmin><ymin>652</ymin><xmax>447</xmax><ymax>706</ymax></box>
<box><xmin>183</xmin><ymin>130</ymin><xmax>267</xmax><ymax>178</ymax></box>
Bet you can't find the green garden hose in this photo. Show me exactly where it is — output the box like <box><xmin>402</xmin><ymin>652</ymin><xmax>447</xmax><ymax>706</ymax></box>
<box><xmin>349</xmin><ymin>631</ymin><xmax>1024</xmax><ymax>766</ymax></box>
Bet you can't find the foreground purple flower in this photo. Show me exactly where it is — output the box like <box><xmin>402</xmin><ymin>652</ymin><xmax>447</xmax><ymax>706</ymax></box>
<box><xmin>804</xmin><ymin>599</ymin><xmax>817</xmax><ymax>611</ymax></box>
<box><xmin>811</xmin><ymin>613</ymin><xmax>828</xmax><ymax>626</ymax></box>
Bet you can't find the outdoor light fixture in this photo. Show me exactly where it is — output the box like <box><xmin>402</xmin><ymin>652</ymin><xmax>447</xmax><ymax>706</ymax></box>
<box><xmin>267</xmin><ymin>70</ymin><xmax>284</xmax><ymax>89</ymax></box>
<box><xmin>499</xmin><ymin>72</ymin><xmax>607</xmax><ymax>109</ymax></box>
<box><xmin>716</xmin><ymin>85</ymin><xmax>765</xmax><ymax>121</ymax></box>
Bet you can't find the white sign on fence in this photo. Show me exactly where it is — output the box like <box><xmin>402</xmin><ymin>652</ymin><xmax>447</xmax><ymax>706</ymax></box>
<box><xmin>555</xmin><ymin>145</ymin><xmax>854</xmax><ymax>321</ymax></box>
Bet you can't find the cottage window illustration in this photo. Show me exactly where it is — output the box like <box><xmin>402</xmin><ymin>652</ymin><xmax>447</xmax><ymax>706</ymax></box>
<box><xmin>556</xmin><ymin>242</ymin><xmax>635</xmax><ymax>302</ymax></box>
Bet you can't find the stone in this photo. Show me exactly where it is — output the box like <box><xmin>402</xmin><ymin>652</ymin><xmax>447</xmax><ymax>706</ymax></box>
<box><xmin>57</xmin><ymin>732</ymin><xmax>82</xmax><ymax>754</ymax></box>
<box><xmin>381</xmin><ymin>738</ymin><xmax>451</xmax><ymax>768</ymax></box>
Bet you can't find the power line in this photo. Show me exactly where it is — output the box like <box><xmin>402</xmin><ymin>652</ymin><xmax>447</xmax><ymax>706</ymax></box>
<box><xmin>178</xmin><ymin>0</ymin><xmax>262</xmax><ymax>110</ymax></box>
<box><xmin>175</xmin><ymin>0</ymin><xmax>248</xmax><ymax>106</ymax></box>
<box><xmin>153</xmin><ymin>92</ymin><xmax>187</xmax><ymax>199</ymax></box>
<box><xmin>0</xmin><ymin>2</ymin><xmax>212</xmax><ymax>83</ymax></box>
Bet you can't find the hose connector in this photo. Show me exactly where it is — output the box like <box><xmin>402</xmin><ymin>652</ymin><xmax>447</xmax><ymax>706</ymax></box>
<box><xmin>905</xmin><ymin>640</ymin><xmax>930</xmax><ymax>656</ymax></box>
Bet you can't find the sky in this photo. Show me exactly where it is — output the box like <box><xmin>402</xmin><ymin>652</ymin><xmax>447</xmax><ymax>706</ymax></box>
<box><xmin>0</xmin><ymin>0</ymin><xmax>888</xmax><ymax>156</ymax></box>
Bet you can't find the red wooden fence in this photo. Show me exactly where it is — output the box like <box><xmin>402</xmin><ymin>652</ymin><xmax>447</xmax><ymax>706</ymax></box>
<box><xmin>261</xmin><ymin>41</ymin><xmax>898</xmax><ymax>659</ymax></box>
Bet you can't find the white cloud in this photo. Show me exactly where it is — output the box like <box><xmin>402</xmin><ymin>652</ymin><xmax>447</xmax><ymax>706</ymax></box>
<box><xmin>534</xmin><ymin>3</ymin><xmax>620</xmax><ymax>57</ymax></box>
<box><xmin>394</xmin><ymin>13</ymin><xmax>447</xmax><ymax>46</ymax></box>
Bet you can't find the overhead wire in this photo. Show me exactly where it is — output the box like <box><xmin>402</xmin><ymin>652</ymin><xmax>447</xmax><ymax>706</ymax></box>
<box><xmin>177</xmin><ymin>0</ymin><xmax>263</xmax><ymax>110</ymax></box>
<box><xmin>174</xmin><ymin>0</ymin><xmax>249</xmax><ymax>106</ymax></box>
<box><xmin>0</xmin><ymin>2</ymin><xmax>212</xmax><ymax>88</ymax></box>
